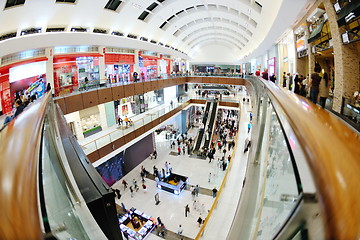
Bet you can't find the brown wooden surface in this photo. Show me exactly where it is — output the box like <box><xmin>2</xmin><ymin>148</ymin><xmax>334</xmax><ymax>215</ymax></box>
<box><xmin>261</xmin><ymin>79</ymin><xmax>360</xmax><ymax>239</ymax></box>
<box><xmin>54</xmin><ymin>77</ymin><xmax>247</xmax><ymax>114</ymax></box>
<box><xmin>0</xmin><ymin>93</ymin><xmax>51</xmax><ymax>239</ymax></box>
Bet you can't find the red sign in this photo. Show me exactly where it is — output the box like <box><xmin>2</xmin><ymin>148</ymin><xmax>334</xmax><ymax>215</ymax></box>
<box><xmin>105</xmin><ymin>54</ymin><xmax>135</xmax><ymax>65</ymax></box>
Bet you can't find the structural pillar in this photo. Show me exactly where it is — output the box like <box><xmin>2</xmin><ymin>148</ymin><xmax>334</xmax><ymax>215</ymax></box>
<box><xmin>134</xmin><ymin>50</ymin><xmax>140</xmax><ymax>74</ymax></box>
<box><xmin>323</xmin><ymin>0</ymin><xmax>360</xmax><ymax>112</ymax></box>
<box><xmin>99</xmin><ymin>46</ymin><xmax>106</xmax><ymax>84</ymax></box>
<box><xmin>45</xmin><ymin>48</ymin><xmax>55</xmax><ymax>95</ymax></box>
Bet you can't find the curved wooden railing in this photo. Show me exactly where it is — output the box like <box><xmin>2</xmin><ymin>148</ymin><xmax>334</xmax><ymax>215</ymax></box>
<box><xmin>0</xmin><ymin>93</ymin><xmax>51</xmax><ymax>239</ymax></box>
<box><xmin>259</xmin><ymin>77</ymin><xmax>360</xmax><ymax>239</ymax></box>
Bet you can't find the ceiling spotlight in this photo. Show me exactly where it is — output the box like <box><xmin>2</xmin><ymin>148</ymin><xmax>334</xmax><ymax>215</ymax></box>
<box><xmin>132</xmin><ymin>3</ymin><xmax>142</xmax><ymax>9</ymax></box>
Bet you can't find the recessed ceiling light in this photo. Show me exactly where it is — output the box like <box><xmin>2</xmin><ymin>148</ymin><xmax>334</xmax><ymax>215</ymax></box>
<box><xmin>132</xmin><ymin>3</ymin><xmax>142</xmax><ymax>9</ymax></box>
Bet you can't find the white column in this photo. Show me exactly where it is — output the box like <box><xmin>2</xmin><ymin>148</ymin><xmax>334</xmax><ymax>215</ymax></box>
<box><xmin>134</xmin><ymin>50</ymin><xmax>140</xmax><ymax>73</ymax></box>
<box><xmin>45</xmin><ymin>48</ymin><xmax>55</xmax><ymax>95</ymax></box>
<box><xmin>157</xmin><ymin>53</ymin><xmax>161</xmax><ymax>76</ymax></box>
<box><xmin>99</xmin><ymin>46</ymin><xmax>106</xmax><ymax>84</ymax></box>
<box><xmin>98</xmin><ymin>103</ymin><xmax>108</xmax><ymax>130</ymax></box>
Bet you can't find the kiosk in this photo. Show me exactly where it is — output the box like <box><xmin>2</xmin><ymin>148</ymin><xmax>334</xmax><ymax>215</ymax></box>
<box><xmin>156</xmin><ymin>173</ymin><xmax>188</xmax><ymax>195</ymax></box>
<box><xmin>118</xmin><ymin>208</ymin><xmax>156</xmax><ymax>240</ymax></box>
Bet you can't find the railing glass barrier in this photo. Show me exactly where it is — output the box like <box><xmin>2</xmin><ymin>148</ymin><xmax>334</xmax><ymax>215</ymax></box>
<box><xmin>251</xmin><ymin>102</ymin><xmax>301</xmax><ymax>239</ymax></box>
<box><xmin>42</xmin><ymin>113</ymin><xmax>91</xmax><ymax>239</ymax></box>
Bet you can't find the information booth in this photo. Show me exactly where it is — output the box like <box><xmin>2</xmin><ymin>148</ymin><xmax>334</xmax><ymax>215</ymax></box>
<box><xmin>118</xmin><ymin>208</ymin><xmax>156</xmax><ymax>240</ymax></box>
<box><xmin>156</xmin><ymin>173</ymin><xmax>188</xmax><ymax>195</ymax></box>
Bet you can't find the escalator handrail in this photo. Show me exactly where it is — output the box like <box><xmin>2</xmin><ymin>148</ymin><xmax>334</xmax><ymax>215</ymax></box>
<box><xmin>254</xmin><ymin>76</ymin><xmax>360</xmax><ymax>239</ymax></box>
<box><xmin>0</xmin><ymin>93</ymin><xmax>51</xmax><ymax>239</ymax></box>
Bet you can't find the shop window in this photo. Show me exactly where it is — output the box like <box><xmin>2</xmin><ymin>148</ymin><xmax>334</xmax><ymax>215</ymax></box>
<box><xmin>4</xmin><ymin>0</ymin><xmax>25</xmax><ymax>9</ymax></box>
<box><xmin>158</xmin><ymin>42</ymin><xmax>164</xmax><ymax>46</ymax></box>
<box><xmin>70</xmin><ymin>27</ymin><xmax>88</xmax><ymax>32</ymax></box>
<box><xmin>111</xmin><ymin>31</ymin><xmax>124</xmax><ymax>36</ymax></box>
<box><xmin>186</xmin><ymin>6</ymin><xmax>194</xmax><ymax>11</ymax></box>
<box><xmin>167</xmin><ymin>15</ymin><xmax>175</xmax><ymax>22</ymax></box>
<box><xmin>147</xmin><ymin>2</ymin><xmax>158</xmax><ymax>12</ymax></box>
<box><xmin>138</xmin><ymin>11</ymin><xmax>150</xmax><ymax>21</ymax></box>
<box><xmin>93</xmin><ymin>28</ymin><xmax>107</xmax><ymax>34</ymax></box>
<box><xmin>0</xmin><ymin>32</ymin><xmax>16</xmax><ymax>41</ymax></box>
<box><xmin>105</xmin><ymin>0</ymin><xmax>122</xmax><ymax>11</ymax></box>
<box><xmin>20</xmin><ymin>28</ymin><xmax>41</xmax><ymax>36</ymax></box>
<box><xmin>140</xmin><ymin>37</ymin><xmax>148</xmax><ymax>42</ymax></box>
<box><xmin>150</xmin><ymin>39</ymin><xmax>157</xmax><ymax>44</ymax></box>
<box><xmin>55</xmin><ymin>0</ymin><xmax>76</xmax><ymax>3</ymax></box>
<box><xmin>127</xmin><ymin>33</ymin><xmax>138</xmax><ymax>39</ymax></box>
<box><xmin>46</xmin><ymin>27</ymin><xmax>65</xmax><ymax>32</ymax></box>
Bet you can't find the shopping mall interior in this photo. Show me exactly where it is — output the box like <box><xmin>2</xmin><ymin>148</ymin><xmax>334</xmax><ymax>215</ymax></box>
<box><xmin>0</xmin><ymin>0</ymin><xmax>359</xmax><ymax>240</ymax></box>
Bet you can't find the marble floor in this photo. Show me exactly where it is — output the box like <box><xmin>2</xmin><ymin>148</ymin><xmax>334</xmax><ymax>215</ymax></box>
<box><xmin>111</xmin><ymin>99</ymin><xmax>252</xmax><ymax>239</ymax></box>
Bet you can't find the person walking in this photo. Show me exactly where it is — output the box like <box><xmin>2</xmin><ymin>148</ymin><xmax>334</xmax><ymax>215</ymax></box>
<box><xmin>212</xmin><ymin>187</ymin><xmax>218</xmax><ymax>198</ymax></box>
<box><xmin>142</xmin><ymin>183</ymin><xmax>147</xmax><ymax>193</ymax></box>
<box><xmin>157</xmin><ymin>217</ymin><xmax>163</xmax><ymax>226</ymax></box>
<box><xmin>197</xmin><ymin>216</ymin><xmax>203</xmax><ymax>227</ymax></box>
<box><xmin>185</xmin><ymin>204</ymin><xmax>190</xmax><ymax>217</ymax></box>
<box><xmin>122</xmin><ymin>179</ymin><xmax>128</xmax><ymax>190</ymax></box>
<box><xmin>319</xmin><ymin>72</ymin><xmax>330</xmax><ymax>109</ymax></box>
<box><xmin>309</xmin><ymin>64</ymin><xmax>322</xmax><ymax>104</ymax></box>
<box><xmin>129</xmin><ymin>186</ymin><xmax>134</xmax><ymax>198</ymax></box>
<box><xmin>177</xmin><ymin>225</ymin><xmax>183</xmax><ymax>237</ymax></box>
<box><xmin>133</xmin><ymin>179</ymin><xmax>139</xmax><ymax>192</ymax></box>
<box><xmin>247</xmin><ymin>122</ymin><xmax>252</xmax><ymax>133</ymax></box>
<box><xmin>114</xmin><ymin>188</ymin><xmax>121</xmax><ymax>199</ymax></box>
<box><xmin>168</xmin><ymin>163</ymin><xmax>172</xmax><ymax>174</ymax></box>
<box><xmin>195</xmin><ymin>185</ymin><xmax>200</xmax><ymax>197</ymax></box>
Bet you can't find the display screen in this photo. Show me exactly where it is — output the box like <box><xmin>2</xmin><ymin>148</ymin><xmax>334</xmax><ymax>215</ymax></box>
<box><xmin>96</xmin><ymin>151</ymin><xmax>124</xmax><ymax>186</ymax></box>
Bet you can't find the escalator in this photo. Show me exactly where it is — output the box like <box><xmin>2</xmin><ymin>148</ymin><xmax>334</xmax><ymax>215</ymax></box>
<box><xmin>193</xmin><ymin>101</ymin><xmax>211</xmax><ymax>152</ymax></box>
<box><xmin>203</xmin><ymin>101</ymin><xmax>218</xmax><ymax>149</ymax></box>
<box><xmin>0</xmin><ymin>93</ymin><xmax>121</xmax><ymax>240</ymax></box>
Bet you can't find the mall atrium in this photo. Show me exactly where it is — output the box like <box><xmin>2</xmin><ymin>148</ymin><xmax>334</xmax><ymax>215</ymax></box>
<box><xmin>0</xmin><ymin>0</ymin><xmax>359</xmax><ymax>240</ymax></box>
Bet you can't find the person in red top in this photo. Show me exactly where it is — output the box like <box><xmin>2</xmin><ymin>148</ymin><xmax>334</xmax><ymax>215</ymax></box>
<box><xmin>178</xmin><ymin>147</ymin><xmax>181</xmax><ymax>155</ymax></box>
<box><xmin>141</xmin><ymin>71</ymin><xmax>145</xmax><ymax>81</ymax></box>
<box><xmin>255</xmin><ymin>70</ymin><xmax>261</xmax><ymax>76</ymax></box>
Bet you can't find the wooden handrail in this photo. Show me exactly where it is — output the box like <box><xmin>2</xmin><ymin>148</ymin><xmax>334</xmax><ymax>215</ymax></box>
<box><xmin>0</xmin><ymin>93</ymin><xmax>51</xmax><ymax>239</ymax></box>
<box><xmin>260</xmin><ymin>78</ymin><xmax>360</xmax><ymax>239</ymax></box>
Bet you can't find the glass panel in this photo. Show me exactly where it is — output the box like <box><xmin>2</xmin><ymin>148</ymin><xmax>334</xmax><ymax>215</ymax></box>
<box><xmin>123</xmin><ymin>126</ymin><xmax>133</xmax><ymax>135</ymax></box>
<box><xmin>109</xmin><ymin>129</ymin><xmax>123</xmax><ymax>142</ymax></box>
<box><xmin>133</xmin><ymin>119</ymin><xmax>143</xmax><ymax>130</ymax></box>
<box><xmin>95</xmin><ymin>135</ymin><xmax>111</xmax><ymax>149</ymax></box>
<box><xmin>143</xmin><ymin>115</ymin><xmax>152</xmax><ymax>124</ymax></box>
<box><xmin>256</xmin><ymin>103</ymin><xmax>300</xmax><ymax>239</ymax></box>
<box><xmin>82</xmin><ymin>141</ymin><xmax>97</xmax><ymax>155</ymax></box>
<box><xmin>42</xmin><ymin>116</ymin><xmax>90</xmax><ymax>239</ymax></box>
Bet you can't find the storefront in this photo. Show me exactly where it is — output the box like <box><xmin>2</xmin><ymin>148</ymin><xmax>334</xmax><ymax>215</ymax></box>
<box><xmin>79</xmin><ymin>106</ymin><xmax>102</xmax><ymax>138</ymax></box>
<box><xmin>53</xmin><ymin>54</ymin><xmax>102</xmax><ymax>96</ymax></box>
<box><xmin>158</xmin><ymin>57</ymin><xmax>171</xmax><ymax>78</ymax></box>
<box><xmin>114</xmin><ymin>96</ymin><xmax>136</xmax><ymax>120</ymax></box>
<box><xmin>105</xmin><ymin>53</ymin><xmax>135</xmax><ymax>83</ymax></box>
<box><xmin>139</xmin><ymin>55</ymin><xmax>158</xmax><ymax>81</ymax></box>
<box><xmin>0</xmin><ymin>68</ymin><xmax>11</xmax><ymax>115</ymax></box>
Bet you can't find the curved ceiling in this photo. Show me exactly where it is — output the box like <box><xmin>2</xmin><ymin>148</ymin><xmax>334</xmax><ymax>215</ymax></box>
<box><xmin>0</xmin><ymin>0</ymin><xmax>311</xmax><ymax>63</ymax></box>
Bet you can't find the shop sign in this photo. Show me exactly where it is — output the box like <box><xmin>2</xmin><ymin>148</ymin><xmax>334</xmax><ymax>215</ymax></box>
<box><xmin>296</xmin><ymin>37</ymin><xmax>306</xmax><ymax>52</ymax></box>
